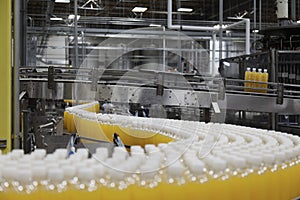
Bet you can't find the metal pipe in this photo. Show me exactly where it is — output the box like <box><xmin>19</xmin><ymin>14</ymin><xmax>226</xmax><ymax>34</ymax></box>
<box><xmin>167</xmin><ymin>0</ymin><xmax>218</xmax><ymax>31</ymax></box>
<box><xmin>254</xmin><ymin>0</ymin><xmax>257</xmax><ymax>41</ymax></box>
<box><xmin>81</xmin><ymin>31</ymin><xmax>85</xmax><ymax>67</ymax></box>
<box><xmin>291</xmin><ymin>0</ymin><xmax>296</xmax><ymax>21</ymax></box>
<box><xmin>163</xmin><ymin>26</ymin><xmax>166</xmax><ymax>71</ymax></box>
<box><xmin>74</xmin><ymin>0</ymin><xmax>79</xmax><ymax>68</ymax></box>
<box><xmin>0</xmin><ymin>0</ymin><xmax>12</xmax><ymax>153</ymax></box>
<box><xmin>245</xmin><ymin>18</ymin><xmax>250</xmax><ymax>54</ymax></box>
<box><xmin>219</xmin><ymin>0</ymin><xmax>223</xmax><ymax>60</ymax></box>
<box><xmin>259</xmin><ymin>0</ymin><xmax>262</xmax><ymax>30</ymax></box>
<box><xmin>14</xmin><ymin>0</ymin><xmax>21</xmax><ymax>149</ymax></box>
<box><xmin>224</xmin><ymin>18</ymin><xmax>250</xmax><ymax>54</ymax></box>
<box><xmin>167</xmin><ymin>0</ymin><xmax>172</xmax><ymax>29</ymax></box>
<box><xmin>212</xmin><ymin>33</ymin><xmax>216</xmax><ymax>75</ymax></box>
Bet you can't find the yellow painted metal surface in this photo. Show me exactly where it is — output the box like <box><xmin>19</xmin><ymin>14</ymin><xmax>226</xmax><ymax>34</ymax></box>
<box><xmin>0</xmin><ymin>0</ymin><xmax>12</xmax><ymax>153</ymax></box>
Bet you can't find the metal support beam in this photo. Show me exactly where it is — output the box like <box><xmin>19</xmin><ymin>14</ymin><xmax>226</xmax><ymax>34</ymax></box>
<box><xmin>0</xmin><ymin>0</ymin><xmax>12</xmax><ymax>153</ymax></box>
<box><xmin>14</xmin><ymin>0</ymin><xmax>22</xmax><ymax>149</ymax></box>
<box><xmin>219</xmin><ymin>0</ymin><xmax>223</xmax><ymax>60</ymax></box>
<box><xmin>74</xmin><ymin>0</ymin><xmax>79</xmax><ymax>68</ymax></box>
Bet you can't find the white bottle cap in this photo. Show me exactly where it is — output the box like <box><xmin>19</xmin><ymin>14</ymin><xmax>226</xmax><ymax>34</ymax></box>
<box><xmin>157</xmin><ymin>143</ymin><xmax>168</xmax><ymax>151</ymax></box>
<box><xmin>130</xmin><ymin>145</ymin><xmax>144</xmax><ymax>153</ymax></box>
<box><xmin>78</xmin><ymin>168</ymin><xmax>94</xmax><ymax>183</ymax></box>
<box><xmin>230</xmin><ymin>156</ymin><xmax>246</xmax><ymax>169</ymax></box>
<box><xmin>112</xmin><ymin>147</ymin><xmax>128</xmax><ymax>160</ymax></box>
<box><xmin>144</xmin><ymin>144</ymin><xmax>156</xmax><ymax>153</ymax></box>
<box><xmin>54</xmin><ymin>148</ymin><xmax>68</xmax><ymax>159</ymax></box>
<box><xmin>258</xmin><ymin>68</ymin><xmax>262</xmax><ymax>72</ymax></box>
<box><xmin>140</xmin><ymin>164</ymin><xmax>157</xmax><ymax>180</ymax></box>
<box><xmin>186</xmin><ymin>159</ymin><xmax>205</xmax><ymax>175</ymax></box>
<box><xmin>31</xmin><ymin>160</ymin><xmax>45</xmax><ymax>167</ymax></box>
<box><xmin>58</xmin><ymin>160</ymin><xmax>70</xmax><ymax>167</ymax></box>
<box><xmin>245</xmin><ymin>154</ymin><xmax>262</xmax><ymax>167</ymax></box>
<box><xmin>11</xmin><ymin>149</ymin><xmax>24</xmax><ymax>160</ymax></box>
<box><xmin>85</xmin><ymin>159</ymin><xmax>96</xmax><ymax>166</ymax></box>
<box><xmin>4</xmin><ymin>160</ymin><xmax>18</xmax><ymax>167</ymax></box>
<box><xmin>166</xmin><ymin>161</ymin><xmax>184</xmax><ymax>178</ymax></box>
<box><xmin>92</xmin><ymin>164</ymin><xmax>106</xmax><ymax>179</ymax></box>
<box><xmin>264</xmin><ymin>69</ymin><xmax>268</xmax><ymax>73</ymax></box>
<box><xmin>252</xmin><ymin>68</ymin><xmax>256</xmax><ymax>72</ymax></box>
<box><xmin>48</xmin><ymin>168</ymin><xmax>64</xmax><ymax>183</ymax></box>
<box><xmin>62</xmin><ymin>166</ymin><xmax>76</xmax><ymax>180</ymax></box>
<box><xmin>213</xmin><ymin>158</ymin><xmax>227</xmax><ymax>171</ymax></box>
<box><xmin>16</xmin><ymin>169</ymin><xmax>32</xmax><ymax>185</ymax></box>
<box><xmin>46</xmin><ymin>163</ymin><xmax>60</xmax><ymax>169</ymax></box>
<box><xmin>32</xmin><ymin>166</ymin><xmax>47</xmax><ymax>181</ymax></box>
<box><xmin>32</xmin><ymin>149</ymin><xmax>47</xmax><ymax>160</ymax></box>
<box><xmin>76</xmin><ymin>148</ymin><xmax>89</xmax><ymax>160</ymax></box>
<box><xmin>109</xmin><ymin>168</ymin><xmax>124</xmax><ymax>181</ymax></box>
<box><xmin>274</xmin><ymin>152</ymin><xmax>286</xmax><ymax>163</ymax></box>
<box><xmin>3</xmin><ymin>167</ymin><xmax>17</xmax><ymax>181</ymax></box>
<box><xmin>93</xmin><ymin>153</ymin><xmax>108</xmax><ymax>162</ymax></box>
<box><xmin>246</xmin><ymin>67</ymin><xmax>251</xmax><ymax>71</ymax></box>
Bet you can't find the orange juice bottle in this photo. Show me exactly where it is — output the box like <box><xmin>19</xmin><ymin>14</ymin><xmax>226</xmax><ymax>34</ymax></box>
<box><xmin>250</xmin><ymin>68</ymin><xmax>256</xmax><ymax>92</ymax></box>
<box><xmin>261</xmin><ymin>69</ymin><xmax>269</xmax><ymax>93</ymax></box>
<box><xmin>244</xmin><ymin>67</ymin><xmax>252</xmax><ymax>92</ymax></box>
<box><xmin>255</xmin><ymin>68</ymin><xmax>263</xmax><ymax>92</ymax></box>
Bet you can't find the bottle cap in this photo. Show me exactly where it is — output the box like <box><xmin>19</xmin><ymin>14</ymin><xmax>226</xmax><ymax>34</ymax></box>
<box><xmin>78</xmin><ymin>168</ymin><xmax>94</xmax><ymax>183</ymax></box>
<box><xmin>32</xmin><ymin>166</ymin><xmax>47</xmax><ymax>181</ymax></box>
<box><xmin>16</xmin><ymin>169</ymin><xmax>32</xmax><ymax>184</ymax></box>
<box><xmin>92</xmin><ymin>164</ymin><xmax>106</xmax><ymax>179</ymax></box>
<box><xmin>62</xmin><ymin>166</ymin><xmax>76</xmax><ymax>180</ymax></box>
<box><xmin>3</xmin><ymin>167</ymin><xmax>17</xmax><ymax>181</ymax></box>
<box><xmin>144</xmin><ymin>144</ymin><xmax>156</xmax><ymax>153</ymax></box>
<box><xmin>76</xmin><ymin>148</ymin><xmax>89</xmax><ymax>160</ymax></box>
<box><xmin>109</xmin><ymin>168</ymin><xmax>124</xmax><ymax>181</ymax></box>
<box><xmin>31</xmin><ymin>149</ymin><xmax>47</xmax><ymax>160</ymax></box>
<box><xmin>186</xmin><ymin>159</ymin><xmax>205</xmax><ymax>175</ymax></box>
<box><xmin>264</xmin><ymin>69</ymin><xmax>268</xmax><ymax>73</ymax></box>
<box><xmin>258</xmin><ymin>68</ymin><xmax>262</xmax><ymax>72</ymax></box>
<box><xmin>246</xmin><ymin>67</ymin><xmax>251</xmax><ymax>71</ymax></box>
<box><xmin>252</xmin><ymin>68</ymin><xmax>256</xmax><ymax>71</ymax></box>
<box><xmin>48</xmin><ymin>168</ymin><xmax>64</xmax><ymax>183</ymax></box>
<box><xmin>166</xmin><ymin>161</ymin><xmax>184</xmax><ymax>178</ymax></box>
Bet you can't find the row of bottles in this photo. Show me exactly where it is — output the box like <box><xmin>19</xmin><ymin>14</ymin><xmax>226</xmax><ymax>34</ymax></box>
<box><xmin>34</xmin><ymin>102</ymin><xmax>300</xmax><ymax>199</ymax></box>
<box><xmin>64</xmin><ymin>101</ymin><xmax>100</xmax><ymax>133</ymax></box>
<box><xmin>244</xmin><ymin>68</ymin><xmax>269</xmax><ymax>93</ymax></box>
<box><xmin>1</xmin><ymin>132</ymin><xmax>300</xmax><ymax>200</ymax></box>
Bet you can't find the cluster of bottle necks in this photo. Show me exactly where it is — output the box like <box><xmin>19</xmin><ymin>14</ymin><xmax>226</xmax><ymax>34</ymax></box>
<box><xmin>244</xmin><ymin>67</ymin><xmax>269</xmax><ymax>93</ymax></box>
<box><xmin>1</xmin><ymin>122</ymin><xmax>300</xmax><ymax>199</ymax></box>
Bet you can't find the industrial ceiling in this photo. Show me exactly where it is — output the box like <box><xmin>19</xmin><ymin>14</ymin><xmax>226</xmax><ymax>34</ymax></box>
<box><xmin>26</xmin><ymin>0</ymin><xmax>292</xmax><ymax>30</ymax></box>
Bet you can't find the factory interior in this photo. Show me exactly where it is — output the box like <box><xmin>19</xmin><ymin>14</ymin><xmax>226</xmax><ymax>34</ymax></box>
<box><xmin>1</xmin><ymin>0</ymin><xmax>300</xmax><ymax>199</ymax></box>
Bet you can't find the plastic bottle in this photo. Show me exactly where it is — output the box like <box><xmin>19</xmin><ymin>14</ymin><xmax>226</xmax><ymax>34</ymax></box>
<box><xmin>244</xmin><ymin>67</ymin><xmax>252</xmax><ymax>92</ymax></box>
<box><xmin>250</xmin><ymin>68</ymin><xmax>256</xmax><ymax>92</ymax></box>
<box><xmin>261</xmin><ymin>69</ymin><xmax>269</xmax><ymax>93</ymax></box>
<box><xmin>255</xmin><ymin>68</ymin><xmax>263</xmax><ymax>92</ymax></box>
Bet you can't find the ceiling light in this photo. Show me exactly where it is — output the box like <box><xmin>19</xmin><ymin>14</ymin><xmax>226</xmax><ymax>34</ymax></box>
<box><xmin>297</xmin><ymin>20</ymin><xmax>300</xmax><ymax>23</ymax></box>
<box><xmin>252</xmin><ymin>29</ymin><xmax>259</xmax><ymax>33</ymax></box>
<box><xmin>68</xmin><ymin>14</ymin><xmax>80</xmax><ymax>20</ymax></box>
<box><xmin>132</xmin><ymin>7</ymin><xmax>148</xmax><ymax>13</ymax></box>
<box><xmin>149</xmin><ymin>24</ymin><xmax>162</xmax><ymax>27</ymax></box>
<box><xmin>177</xmin><ymin>8</ymin><xmax>193</xmax><ymax>12</ymax></box>
<box><xmin>55</xmin><ymin>0</ymin><xmax>70</xmax><ymax>3</ymax></box>
<box><xmin>50</xmin><ymin>17</ymin><xmax>63</xmax><ymax>21</ymax></box>
<box><xmin>213</xmin><ymin>24</ymin><xmax>227</xmax><ymax>29</ymax></box>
